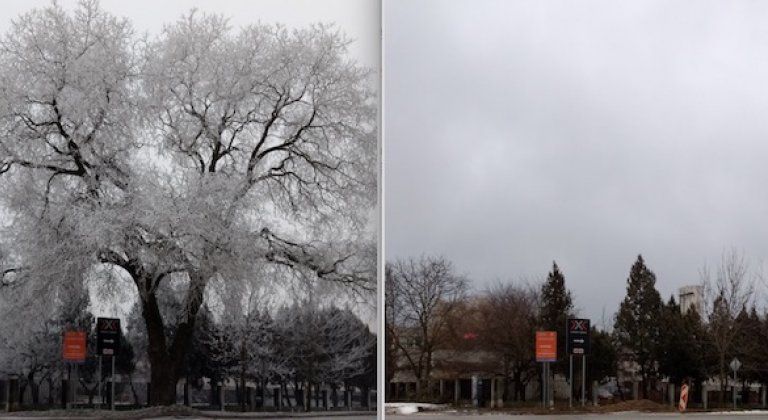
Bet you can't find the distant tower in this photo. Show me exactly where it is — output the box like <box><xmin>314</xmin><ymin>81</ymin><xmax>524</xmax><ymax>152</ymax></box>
<box><xmin>678</xmin><ymin>285</ymin><xmax>703</xmax><ymax>315</ymax></box>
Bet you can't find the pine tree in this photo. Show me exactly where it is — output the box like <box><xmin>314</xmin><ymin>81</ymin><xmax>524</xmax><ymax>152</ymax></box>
<box><xmin>734</xmin><ymin>306</ymin><xmax>762</xmax><ymax>403</ymax></box>
<box><xmin>540</xmin><ymin>261</ymin><xmax>573</xmax><ymax>374</ymax></box>
<box><xmin>658</xmin><ymin>296</ymin><xmax>706</xmax><ymax>387</ymax></box>
<box><xmin>614</xmin><ymin>255</ymin><xmax>663</xmax><ymax>398</ymax></box>
<box><xmin>589</xmin><ymin>327</ymin><xmax>617</xmax><ymax>384</ymax></box>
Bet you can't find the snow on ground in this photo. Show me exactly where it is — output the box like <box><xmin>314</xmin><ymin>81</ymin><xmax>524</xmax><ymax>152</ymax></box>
<box><xmin>385</xmin><ymin>403</ymin><xmax>448</xmax><ymax>415</ymax></box>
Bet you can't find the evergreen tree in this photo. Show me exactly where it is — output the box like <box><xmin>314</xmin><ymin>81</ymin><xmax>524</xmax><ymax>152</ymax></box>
<box><xmin>614</xmin><ymin>255</ymin><xmax>663</xmax><ymax>398</ymax></box>
<box><xmin>539</xmin><ymin>261</ymin><xmax>573</xmax><ymax>374</ymax></box>
<box><xmin>658</xmin><ymin>296</ymin><xmax>706</xmax><ymax>387</ymax></box>
<box><xmin>754</xmin><ymin>310</ymin><xmax>768</xmax><ymax>388</ymax></box>
<box><xmin>734</xmin><ymin>306</ymin><xmax>762</xmax><ymax>404</ymax></box>
<box><xmin>589</xmin><ymin>327</ymin><xmax>617</xmax><ymax>384</ymax></box>
<box><xmin>185</xmin><ymin>305</ymin><xmax>227</xmax><ymax>389</ymax></box>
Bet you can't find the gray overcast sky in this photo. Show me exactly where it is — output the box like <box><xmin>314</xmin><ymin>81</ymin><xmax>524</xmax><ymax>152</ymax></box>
<box><xmin>385</xmin><ymin>0</ymin><xmax>768</xmax><ymax>325</ymax></box>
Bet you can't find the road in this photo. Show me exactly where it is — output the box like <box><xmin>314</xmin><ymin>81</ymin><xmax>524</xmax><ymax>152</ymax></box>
<box><xmin>145</xmin><ymin>417</ymin><xmax>375</xmax><ymax>420</ymax></box>
<box><xmin>0</xmin><ymin>416</ymin><xmax>376</xmax><ymax>420</ymax></box>
<box><xmin>0</xmin><ymin>411</ymin><xmax>376</xmax><ymax>420</ymax></box>
<box><xmin>391</xmin><ymin>412</ymin><xmax>768</xmax><ymax>419</ymax></box>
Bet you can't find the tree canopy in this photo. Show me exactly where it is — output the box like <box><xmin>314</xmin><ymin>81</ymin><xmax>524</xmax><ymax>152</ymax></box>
<box><xmin>0</xmin><ymin>1</ymin><xmax>376</xmax><ymax>405</ymax></box>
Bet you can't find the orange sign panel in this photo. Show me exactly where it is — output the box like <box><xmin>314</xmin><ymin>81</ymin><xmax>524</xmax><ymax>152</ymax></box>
<box><xmin>536</xmin><ymin>331</ymin><xmax>557</xmax><ymax>362</ymax></box>
<box><xmin>62</xmin><ymin>331</ymin><xmax>86</xmax><ymax>362</ymax></box>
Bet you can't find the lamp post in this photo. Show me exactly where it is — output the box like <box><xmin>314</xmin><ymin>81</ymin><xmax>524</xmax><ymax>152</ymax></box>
<box><xmin>730</xmin><ymin>357</ymin><xmax>741</xmax><ymax>411</ymax></box>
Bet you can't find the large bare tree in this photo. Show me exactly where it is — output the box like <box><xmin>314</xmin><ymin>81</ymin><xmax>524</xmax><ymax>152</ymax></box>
<box><xmin>0</xmin><ymin>2</ymin><xmax>375</xmax><ymax>405</ymax></box>
<box><xmin>700</xmin><ymin>249</ymin><xmax>755</xmax><ymax>407</ymax></box>
<box><xmin>385</xmin><ymin>255</ymin><xmax>467</xmax><ymax>401</ymax></box>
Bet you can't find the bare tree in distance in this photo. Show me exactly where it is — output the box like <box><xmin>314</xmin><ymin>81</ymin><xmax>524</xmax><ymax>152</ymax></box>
<box><xmin>478</xmin><ymin>281</ymin><xmax>540</xmax><ymax>402</ymax></box>
<box><xmin>0</xmin><ymin>2</ymin><xmax>376</xmax><ymax>405</ymax></box>
<box><xmin>385</xmin><ymin>255</ymin><xmax>468</xmax><ymax>401</ymax></box>
<box><xmin>700</xmin><ymin>249</ymin><xmax>755</xmax><ymax>407</ymax></box>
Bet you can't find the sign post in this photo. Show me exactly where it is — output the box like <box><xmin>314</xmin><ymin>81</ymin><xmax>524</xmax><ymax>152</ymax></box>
<box><xmin>567</xmin><ymin>319</ymin><xmax>590</xmax><ymax>407</ymax></box>
<box><xmin>536</xmin><ymin>331</ymin><xmax>557</xmax><ymax>409</ymax></box>
<box><xmin>98</xmin><ymin>356</ymin><xmax>102</xmax><ymax>410</ymax></box>
<box><xmin>97</xmin><ymin>318</ymin><xmax>121</xmax><ymax>411</ymax></box>
<box><xmin>111</xmin><ymin>356</ymin><xmax>116</xmax><ymax>411</ymax></box>
<box><xmin>731</xmin><ymin>357</ymin><xmax>741</xmax><ymax>410</ymax></box>
<box><xmin>62</xmin><ymin>331</ymin><xmax>87</xmax><ymax>362</ymax></box>
<box><xmin>72</xmin><ymin>365</ymin><xmax>76</xmax><ymax>410</ymax></box>
<box><xmin>569</xmin><ymin>354</ymin><xmax>573</xmax><ymax>408</ymax></box>
<box><xmin>582</xmin><ymin>355</ymin><xmax>586</xmax><ymax>406</ymax></box>
<box><xmin>62</xmin><ymin>331</ymin><xmax>86</xmax><ymax>409</ymax></box>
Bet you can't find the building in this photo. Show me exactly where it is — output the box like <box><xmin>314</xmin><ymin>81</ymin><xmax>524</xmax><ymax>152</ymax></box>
<box><xmin>678</xmin><ymin>285</ymin><xmax>703</xmax><ymax>315</ymax></box>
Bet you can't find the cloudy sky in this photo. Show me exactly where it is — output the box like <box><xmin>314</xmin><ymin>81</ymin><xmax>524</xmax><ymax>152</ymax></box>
<box><xmin>385</xmin><ymin>0</ymin><xmax>768</xmax><ymax>325</ymax></box>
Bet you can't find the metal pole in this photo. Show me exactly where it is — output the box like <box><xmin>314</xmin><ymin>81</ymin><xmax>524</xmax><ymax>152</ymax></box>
<box><xmin>546</xmin><ymin>363</ymin><xmax>549</xmax><ymax>408</ymax></box>
<box><xmin>72</xmin><ymin>364</ymin><xmax>77</xmax><ymax>409</ymax></box>
<box><xmin>734</xmin><ymin>370</ymin><xmax>737</xmax><ymax>410</ymax></box>
<box><xmin>5</xmin><ymin>376</ymin><xmax>9</xmax><ymax>412</ymax></box>
<box><xmin>569</xmin><ymin>355</ymin><xmax>573</xmax><ymax>408</ymax></box>
<box><xmin>220</xmin><ymin>381</ymin><xmax>225</xmax><ymax>412</ymax></box>
<box><xmin>581</xmin><ymin>355</ymin><xmax>586</xmax><ymax>407</ymax></box>
<box><xmin>66</xmin><ymin>365</ymin><xmax>71</xmax><ymax>410</ymax></box>
<box><xmin>541</xmin><ymin>363</ymin><xmax>545</xmax><ymax>407</ymax></box>
<box><xmin>545</xmin><ymin>362</ymin><xmax>550</xmax><ymax>408</ymax></box>
<box><xmin>97</xmin><ymin>356</ymin><xmax>102</xmax><ymax>410</ymax></box>
<box><xmin>111</xmin><ymin>356</ymin><xmax>115</xmax><ymax>411</ymax></box>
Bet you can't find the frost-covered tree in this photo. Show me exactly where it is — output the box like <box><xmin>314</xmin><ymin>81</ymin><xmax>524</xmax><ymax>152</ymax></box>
<box><xmin>0</xmin><ymin>274</ymin><xmax>95</xmax><ymax>407</ymax></box>
<box><xmin>203</xmin><ymin>276</ymin><xmax>283</xmax><ymax>411</ymax></box>
<box><xmin>275</xmin><ymin>299</ymin><xmax>372</xmax><ymax>411</ymax></box>
<box><xmin>0</xmin><ymin>1</ymin><xmax>375</xmax><ymax>405</ymax></box>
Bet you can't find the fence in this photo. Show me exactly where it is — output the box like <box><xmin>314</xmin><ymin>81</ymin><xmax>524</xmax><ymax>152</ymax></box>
<box><xmin>0</xmin><ymin>376</ymin><xmax>376</xmax><ymax>412</ymax></box>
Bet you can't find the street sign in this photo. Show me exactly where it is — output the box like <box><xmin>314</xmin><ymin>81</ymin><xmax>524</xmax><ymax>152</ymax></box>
<box><xmin>730</xmin><ymin>357</ymin><xmax>741</xmax><ymax>372</ymax></box>
<box><xmin>97</xmin><ymin>317</ymin><xmax>121</xmax><ymax>356</ymax></box>
<box><xmin>536</xmin><ymin>331</ymin><xmax>557</xmax><ymax>362</ymax></box>
<box><xmin>62</xmin><ymin>331</ymin><xmax>86</xmax><ymax>363</ymax></box>
<box><xmin>567</xmin><ymin>318</ymin><xmax>591</xmax><ymax>355</ymax></box>
<box><xmin>679</xmin><ymin>384</ymin><xmax>689</xmax><ymax>411</ymax></box>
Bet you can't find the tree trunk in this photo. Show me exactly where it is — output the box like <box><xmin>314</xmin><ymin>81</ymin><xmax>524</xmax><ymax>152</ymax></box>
<box><xmin>513</xmin><ymin>371</ymin><xmax>523</xmax><ymax>402</ymax></box>
<box><xmin>720</xmin><ymin>365</ymin><xmax>726</xmax><ymax>408</ymax></box>
<box><xmin>140</xmin><ymin>272</ymin><xmax>205</xmax><ymax>406</ymax></box>
<box><xmin>19</xmin><ymin>381</ymin><xmax>27</xmax><ymax>406</ymax></box>
<box><xmin>128</xmin><ymin>373</ymin><xmax>140</xmax><ymax>407</ymax></box>
<box><xmin>210</xmin><ymin>381</ymin><xmax>218</xmax><ymax>408</ymax></box>
<box><xmin>281</xmin><ymin>382</ymin><xmax>291</xmax><ymax>408</ymax></box>
<box><xmin>27</xmin><ymin>372</ymin><xmax>39</xmax><ymax>408</ymax></box>
<box><xmin>239</xmin><ymin>338</ymin><xmax>247</xmax><ymax>412</ymax></box>
<box><xmin>47</xmin><ymin>377</ymin><xmax>55</xmax><ymax>407</ymax></box>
